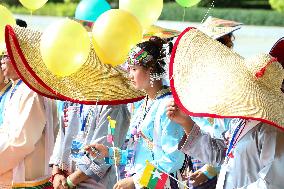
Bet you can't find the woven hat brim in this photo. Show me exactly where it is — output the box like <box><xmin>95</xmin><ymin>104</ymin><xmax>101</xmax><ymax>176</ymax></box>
<box><xmin>5</xmin><ymin>25</ymin><xmax>145</xmax><ymax>105</ymax></box>
<box><xmin>169</xmin><ymin>27</ymin><xmax>284</xmax><ymax>130</ymax></box>
<box><xmin>198</xmin><ymin>26</ymin><xmax>241</xmax><ymax>39</ymax></box>
<box><xmin>143</xmin><ymin>25</ymin><xmax>180</xmax><ymax>41</ymax></box>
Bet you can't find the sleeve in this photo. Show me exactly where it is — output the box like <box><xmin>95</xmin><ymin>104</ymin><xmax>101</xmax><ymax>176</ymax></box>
<box><xmin>150</xmin><ymin>107</ymin><xmax>185</xmax><ymax>173</ymax></box>
<box><xmin>238</xmin><ymin>125</ymin><xmax>284</xmax><ymax>189</ymax></box>
<box><xmin>200</xmin><ymin>164</ymin><xmax>220</xmax><ymax>179</ymax></box>
<box><xmin>179</xmin><ymin>124</ymin><xmax>227</xmax><ymax>167</ymax></box>
<box><xmin>0</xmin><ymin>92</ymin><xmax>46</xmax><ymax>174</ymax></box>
<box><xmin>77</xmin><ymin>105</ymin><xmax>130</xmax><ymax>182</ymax></box>
<box><xmin>49</xmin><ymin>116</ymin><xmax>64</xmax><ymax>166</ymax></box>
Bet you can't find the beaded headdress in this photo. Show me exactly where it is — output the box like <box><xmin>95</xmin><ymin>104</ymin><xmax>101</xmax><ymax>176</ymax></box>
<box><xmin>127</xmin><ymin>46</ymin><xmax>153</xmax><ymax>67</ymax></box>
<box><xmin>127</xmin><ymin>37</ymin><xmax>175</xmax><ymax>81</ymax></box>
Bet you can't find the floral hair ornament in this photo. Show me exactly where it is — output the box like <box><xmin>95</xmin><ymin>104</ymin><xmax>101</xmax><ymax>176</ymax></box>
<box><xmin>127</xmin><ymin>46</ymin><xmax>153</xmax><ymax>67</ymax></box>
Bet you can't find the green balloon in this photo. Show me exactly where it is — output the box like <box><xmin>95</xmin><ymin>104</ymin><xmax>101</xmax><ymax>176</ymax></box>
<box><xmin>176</xmin><ymin>0</ymin><xmax>201</xmax><ymax>7</ymax></box>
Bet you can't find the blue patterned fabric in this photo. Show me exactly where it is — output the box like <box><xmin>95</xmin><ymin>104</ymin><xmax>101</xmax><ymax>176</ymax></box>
<box><xmin>0</xmin><ymin>82</ymin><xmax>12</xmax><ymax>126</ymax></box>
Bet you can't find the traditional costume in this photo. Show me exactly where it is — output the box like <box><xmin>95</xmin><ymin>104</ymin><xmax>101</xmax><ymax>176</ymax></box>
<box><xmin>4</xmin><ymin>25</ymin><xmax>146</xmax><ymax>188</ymax></box>
<box><xmin>104</xmin><ymin>40</ymin><xmax>185</xmax><ymax>188</ymax></box>
<box><xmin>185</xmin><ymin>16</ymin><xmax>243</xmax><ymax>188</ymax></box>
<box><xmin>0</xmin><ymin>81</ymin><xmax>12</xmax><ymax>126</ymax></box>
<box><xmin>49</xmin><ymin>102</ymin><xmax>130</xmax><ymax>188</ymax></box>
<box><xmin>0</xmin><ymin>80</ymin><xmax>57</xmax><ymax>188</ymax></box>
<box><xmin>170</xmin><ymin>27</ymin><xmax>284</xmax><ymax>188</ymax></box>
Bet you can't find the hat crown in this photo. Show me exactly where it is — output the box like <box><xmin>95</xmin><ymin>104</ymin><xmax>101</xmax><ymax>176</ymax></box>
<box><xmin>246</xmin><ymin>54</ymin><xmax>284</xmax><ymax>92</ymax></box>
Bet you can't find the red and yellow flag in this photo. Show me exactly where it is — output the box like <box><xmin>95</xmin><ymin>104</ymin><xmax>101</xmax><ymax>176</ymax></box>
<box><xmin>139</xmin><ymin>161</ymin><xmax>168</xmax><ymax>189</ymax></box>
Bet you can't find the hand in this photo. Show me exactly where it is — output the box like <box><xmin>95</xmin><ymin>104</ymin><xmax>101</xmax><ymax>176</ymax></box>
<box><xmin>84</xmin><ymin>143</ymin><xmax>109</xmax><ymax>159</ymax></box>
<box><xmin>188</xmin><ymin>171</ymin><xmax>208</xmax><ymax>187</ymax></box>
<box><xmin>53</xmin><ymin>174</ymin><xmax>68</xmax><ymax>189</ymax></box>
<box><xmin>113</xmin><ymin>177</ymin><xmax>135</xmax><ymax>189</ymax></box>
<box><xmin>166</xmin><ymin>98</ymin><xmax>194</xmax><ymax>134</ymax></box>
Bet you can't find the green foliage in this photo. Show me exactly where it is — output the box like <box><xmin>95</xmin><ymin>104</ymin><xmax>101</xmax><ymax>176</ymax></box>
<box><xmin>269</xmin><ymin>0</ymin><xmax>284</xmax><ymax>13</ymax></box>
<box><xmin>4</xmin><ymin>1</ymin><xmax>284</xmax><ymax>26</ymax></box>
<box><xmin>9</xmin><ymin>2</ymin><xmax>77</xmax><ymax>17</ymax></box>
<box><xmin>160</xmin><ymin>2</ymin><xmax>284</xmax><ymax>26</ymax></box>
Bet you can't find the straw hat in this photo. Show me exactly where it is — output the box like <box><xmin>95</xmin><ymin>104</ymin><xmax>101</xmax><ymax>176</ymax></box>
<box><xmin>169</xmin><ymin>28</ymin><xmax>284</xmax><ymax>129</ymax></box>
<box><xmin>143</xmin><ymin>25</ymin><xmax>180</xmax><ymax>41</ymax></box>
<box><xmin>5</xmin><ymin>25</ymin><xmax>144</xmax><ymax>105</ymax></box>
<box><xmin>198</xmin><ymin>16</ymin><xmax>242</xmax><ymax>39</ymax></box>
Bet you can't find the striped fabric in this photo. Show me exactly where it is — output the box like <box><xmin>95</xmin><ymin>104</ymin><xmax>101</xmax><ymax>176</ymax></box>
<box><xmin>12</xmin><ymin>181</ymin><xmax>53</xmax><ymax>189</ymax></box>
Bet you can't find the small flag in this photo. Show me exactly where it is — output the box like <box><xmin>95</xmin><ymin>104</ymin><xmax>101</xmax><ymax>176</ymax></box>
<box><xmin>107</xmin><ymin>116</ymin><xmax>116</xmax><ymax>129</ymax></box>
<box><xmin>107</xmin><ymin>116</ymin><xmax>116</xmax><ymax>143</ymax></box>
<box><xmin>140</xmin><ymin>161</ymin><xmax>168</xmax><ymax>189</ymax></box>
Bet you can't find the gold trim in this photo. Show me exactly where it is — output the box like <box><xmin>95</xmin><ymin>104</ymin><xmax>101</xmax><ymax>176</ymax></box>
<box><xmin>12</xmin><ymin>178</ymin><xmax>50</xmax><ymax>187</ymax></box>
<box><xmin>0</xmin><ymin>82</ymin><xmax>12</xmax><ymax>96</ymax></box>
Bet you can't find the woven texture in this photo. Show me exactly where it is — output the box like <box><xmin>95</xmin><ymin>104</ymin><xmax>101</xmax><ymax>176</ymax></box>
<box><xmin>5</xmin><ymin>25</ymin><xmax>145</xmax><ymax>105</ymax></box>
<box><xmin>170</xmin><ymin>28</ymin><xmax>284</xmax><ymax>129</ymax></box>
<box><xmin>198</xmin><ymin>16</ymin><xmax>242</xmax><ymax>39</ymax></box>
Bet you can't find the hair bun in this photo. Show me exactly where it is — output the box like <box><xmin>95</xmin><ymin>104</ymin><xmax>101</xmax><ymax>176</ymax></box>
<box><xmin>149</xmin><ymin>36</ymin><xmax>165</xmax><ymax>50</ymax></box>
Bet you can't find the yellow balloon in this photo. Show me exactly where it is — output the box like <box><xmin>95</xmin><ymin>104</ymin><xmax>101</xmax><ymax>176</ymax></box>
<box><xmin>0</xmin><ymin>5</ymin><xmax>16</xmax><ymax>52</ymax></box>
<box><xmin>119</xmin><ymin>0</ymin><xmax>163</xmax><ymax>29</ymax></box>
<box><xmin>19</xmin><ymin>0</ymin><xmax>48</xmax><ymax>11</ymax></box>
<box><xmin>40</xmin><ymin>19</ymin><xmax>91</xmax><ymax>77</ymax></box>
<box><xmin>92</xmin><ymin>9</ymin><xmax>142</xmax><ymax>66</ymax></box>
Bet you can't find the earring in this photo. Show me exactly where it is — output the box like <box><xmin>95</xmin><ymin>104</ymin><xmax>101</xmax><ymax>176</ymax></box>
<box><xmin>149</xmin><ymin>73</ymin><xmax>155</xmax><ymax>88</ymax></box>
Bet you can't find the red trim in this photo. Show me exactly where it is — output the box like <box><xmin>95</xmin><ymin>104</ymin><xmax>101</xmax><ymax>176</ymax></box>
<box><xmin>270</xmin><ymin>37</ymin><xmax>284</xmax><ymax>69</ymax></box>
<box><xmin>169</xmin><ymin>27</ymin><xmax>284</xmax><ymax>131</ymax></box>
<box><xmin>255</xmin><ymin>57</ymin><xmax>278</xmax><ymax>78</ymax></box>
<box><xmin>5</xmin><ymin>25</ymin><xmax>58</xmax><ymax>100</ymax></box>
<box><xmin>5</xmin><ymin>25</ymin><xmax>144</xmax><ymax>105</ymax></box>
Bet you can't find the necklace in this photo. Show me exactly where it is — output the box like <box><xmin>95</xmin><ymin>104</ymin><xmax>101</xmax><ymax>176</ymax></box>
<box><xmin>126</xmin><ymin>86</ymin><xmax>171</xmax><ymax>172</ymax></box>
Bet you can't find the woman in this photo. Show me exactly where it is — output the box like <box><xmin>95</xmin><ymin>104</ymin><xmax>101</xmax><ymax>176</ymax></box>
<box><xmin>166</xmin><ymin>27</ymin><xmax>284</xmax><ymax>188</ymax></box>
<box><xmin>49</xmin><ymin>102</ymin><xmax>130</xmax><ymax>189</ymax></box>
<box><xmin>184</xmin><ymin>16</ymin><xmax>242</xmax><ymax>189</ymax></box>
<box><xmin>86</xmin><ymin>36</ymin><xmax>185</xmax><ymax>189</ymax></box>
<box><xmin>0</xmin><ymin>54</ymin><xmax>11</xmax><ymax>126</ymax></box>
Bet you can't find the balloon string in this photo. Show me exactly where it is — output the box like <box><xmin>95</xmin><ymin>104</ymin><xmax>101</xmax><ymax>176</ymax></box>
<box><xmin>201</xmin><ymin>0</ymin><xmax>215</xmax><ymax>23</ymax></box>
<box><xmin>182</xmin><ymin>7</ymin><xmax>186</xmax><ymax>22</ymax></box>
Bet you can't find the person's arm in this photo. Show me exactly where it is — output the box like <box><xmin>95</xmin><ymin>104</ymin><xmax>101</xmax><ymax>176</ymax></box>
<box><xmin>238</xmin><ymin>125</ymin><xmax>284</xmax><ymax>189</ymax></box>
<box><xmin>77</xmin><ymin>105</ymin><xmax>130</xmax><ymax>182</ymax></box>
<box><xmin>166</xmin><ymin>98</ymin><xmax>195</xmax><ymax>135</ymax></box>
<box><xmin>179</xmin><ymin>123</ymin><xmax>227</xmax><ymax>166</ymax></box>
<box><xmin>0</xmin><ymin>91</ymin><xmax>46</xmax><ymax>174</ymax></box>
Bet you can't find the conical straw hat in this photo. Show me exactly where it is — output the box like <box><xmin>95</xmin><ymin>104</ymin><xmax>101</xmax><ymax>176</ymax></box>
<box><xmin>5</xmin><ymin>25</ymin><xmax>144</xmax><ymax>105</ymax></box>
<box><xmin>169</xmin><ymin>27</ymin><xmax>284</xmax><ymax>129</ymax></box>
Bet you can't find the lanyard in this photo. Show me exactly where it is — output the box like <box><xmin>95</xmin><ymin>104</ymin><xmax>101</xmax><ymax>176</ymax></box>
<box><xmin>9</xmin><ymin>80</ymin><xmax>23</xmax><ymax>99</ymax></box>
<box><xmin>226</xmin><ymin>119</ymin><xmax>246</xmax><ymax>157</ymax></box>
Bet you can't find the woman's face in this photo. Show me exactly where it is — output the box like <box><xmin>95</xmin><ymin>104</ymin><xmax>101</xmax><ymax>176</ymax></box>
<box><xmin>0</xmin><ymin>65</ymin><xmax>4</xmax><ymax>84</ymax></box>
<box><xmin>128</xmin><ymin>65</ymin><xmax>151</xmax><ymax>90</ymax></box>
<box><xmin>0</xmin><ymin>53</ymin><xmax>18</xmax><ymax>80</ymax></box>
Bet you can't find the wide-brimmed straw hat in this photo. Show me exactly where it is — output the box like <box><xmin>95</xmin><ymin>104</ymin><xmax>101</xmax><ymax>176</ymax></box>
<box><xmin>143</xmin><ymin>25</ymin><xmax>180</xmax><ymax>41</ymax></box>
<box><xmin>5</xmin><ymin>25</ymin><xmax>144</xmax><ymax>105</ymax></box>
<box><xmin>169</xmin><ymin>27</ymin><xmax>284</xmax><ymax>130</ymax></box>
<box><xmin>198</xmin><ymin>16</ymin><xmax>242</xmax><ymax>39</ymax></box>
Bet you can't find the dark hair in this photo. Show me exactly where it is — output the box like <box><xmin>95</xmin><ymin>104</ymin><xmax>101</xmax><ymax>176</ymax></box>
<box><xmin>217</xmin><ymin>33</ymin><xmax>234</xmax><ymax>48</ymax></box>
<box><xmin>137</xmin><ymin>36</ymin><xmax>167</xmax><ymax>75</ymax></box>
<box><xmin>16</xmin><ymin>19</ymin><xmax>27</xmax><ymax>28</ymax></box>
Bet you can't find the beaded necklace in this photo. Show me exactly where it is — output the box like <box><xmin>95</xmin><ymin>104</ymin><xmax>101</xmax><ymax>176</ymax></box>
<box><xmin>126</xmin><ymin>86</ymin><xmax>171</xmax><ymax>175</ymax></box>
